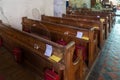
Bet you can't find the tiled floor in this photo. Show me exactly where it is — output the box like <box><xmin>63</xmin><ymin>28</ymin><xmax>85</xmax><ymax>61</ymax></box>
<box><xmin>87</xmin><ymin>15</ymin><xmax>120</xmax><ymax>80</ymax></box>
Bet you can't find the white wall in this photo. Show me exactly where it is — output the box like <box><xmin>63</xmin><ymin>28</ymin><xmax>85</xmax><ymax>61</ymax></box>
<box><xmin>54</xmin><ymin>0</ymin><xmax>66</xmax><ymax>17</ymax></box>
<box><xmin>109</xmin><ymin>0</ymin><xmax>117</xmax><ymax>5</ymax></box>
<box><xmin>0</xmin><ymin>0</ymin><xmax>54</xmax><ymax>30</ymax></box>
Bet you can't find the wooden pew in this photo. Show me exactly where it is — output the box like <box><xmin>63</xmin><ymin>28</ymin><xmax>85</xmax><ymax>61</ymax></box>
<box><xmin>67</xmin><ymin>7</ymin><xmax>115</xmax><ymax>25</ymax></box>
<box><xmin>0</xmin><ymin>22</ymin><xmax>83</xmax><ymax>80</ymax></box>
<box><xmin>62</xmin><ymin>14</ymin><xmax>109</xmax><ymax>39</ymax></box>
<box><xmin>102</xmin><ymin>10</ymin><xmax>116</xmax><ymax>24</ymax></box>
<box><xmin>67</xmin><ymin>12</ymin><xmax>111</xmax><ymax>32</ymax></box>
<box><xmin>41</xmin><ymin>15</ymin><xmax>105</xmax><ymax>49</ymax></box>
<box><xmin>72</xmin><ymin>11</ymin><xmax>113</xmax><ymax>32</ymax></box>
<box><xmin>22</xmin><ymin>17</ymin><xmax>99</xmax><ymax>69</ymax></box>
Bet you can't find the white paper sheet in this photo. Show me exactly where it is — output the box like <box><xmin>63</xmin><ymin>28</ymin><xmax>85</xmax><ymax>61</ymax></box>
<box><xmin>44</xmin><ymin>44</ymin><xmax>53</xmax><ymax>57</ymax></box>
<box><xmin>97</xmin><ymin>16</ymin><xmax>100</xmax><ymax>18</ymax></box>
<box><xmin>76</xmin><ymin>31</ymin><xmax>83</xmax><ymax>38</ymax></box>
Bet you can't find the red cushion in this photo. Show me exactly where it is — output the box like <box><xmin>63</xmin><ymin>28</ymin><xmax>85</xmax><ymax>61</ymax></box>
<box><xmin>12</xmin><ymin>48</ymin><xmax>22</xmax><ymax>63</ymax></box>
<box><xmin>0</xmin><ymin>38</ymin><xmax>2</xmax><ymax>47</ymax></box>
<box><xmin>0</xmin><ymin>75</ymin><xmax>5</xmax><ymax>80</ymax></box>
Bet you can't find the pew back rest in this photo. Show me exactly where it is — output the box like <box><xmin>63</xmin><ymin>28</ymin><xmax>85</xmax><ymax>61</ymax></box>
<box><xmin>41</xmin><ymin>15</ymin><xmax>103</xmax><ymax>30</ymax></box>
<box><xmin>22</xmin><ymin>17</ymin><xmax>97</xmax><ymax>47</ymax></box>
<box><xmin>62</xmin><ymin>14</ymin><xmax>108</xmax><ymax>23</ymax></box>
<box><xmin>73</xmin><ymin>11</ymin><xmax>110</xmax><ymax>22</ymax></box>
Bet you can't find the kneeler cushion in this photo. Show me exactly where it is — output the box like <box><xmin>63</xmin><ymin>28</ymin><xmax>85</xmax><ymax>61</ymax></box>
<box><xmin>75</xmin><ymin>45</ymin><xmax>87</xmax><ymax>61</ymax></box>
<box><xmin>0</xmin><ymin>37</ymin><xmax>2</xmax><ymax>47</ymax></box>
<box><xmin>44</xmin><ymin>69</ymin><xmax>60</xmax><ymax>80</ymax></box>
<box><xmin>12</xmin><ymin>47</ymin><xmax>22</xmax><ymax>63</ymax></box>
<box><xmin>0</xmin><ymin>75</ymin><xmax>5</xmax><ymax>80</ymax></box>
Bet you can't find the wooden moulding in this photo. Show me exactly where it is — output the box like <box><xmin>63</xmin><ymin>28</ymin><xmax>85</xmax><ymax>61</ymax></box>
<box><xmin>0</xmin><ymin>22</ymin><xmax>84</xmax><ymax>80</ymax></box>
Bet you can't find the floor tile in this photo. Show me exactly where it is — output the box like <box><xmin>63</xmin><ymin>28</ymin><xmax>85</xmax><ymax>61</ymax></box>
<box><xmin>87</xmin><ymin>15</ymin><xmax>120</xmax><ymax>80</ymax></box>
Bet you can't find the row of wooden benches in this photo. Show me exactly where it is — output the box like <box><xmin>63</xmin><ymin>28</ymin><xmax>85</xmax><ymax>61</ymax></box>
<box><xmin>0</xmin><ymin>20</ymin><xmax>87</xmax><ymax>80</ymax></box>
<box><xmin>21</xmin><ymin>16</ymin><xmax>103</xmax><ymax>80</ymax></box>
<box><xmin>22</xmin><ymin>16</ymin><xmax>99</xmax><ymax>68</ymax></box>
<box><xmin>22</xmin><ymin>12</ymin><xmax>114</xmax><ymax>80</ymax></box>
<box><xmin>0</xmin><ymin>11</ymin><xmax>114</xmax><ymax>80</ymax></box>
<box><xmin>68</xmin><ymin>9</ymin><xmax>115</xmax><ymax>30</ymax></box>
